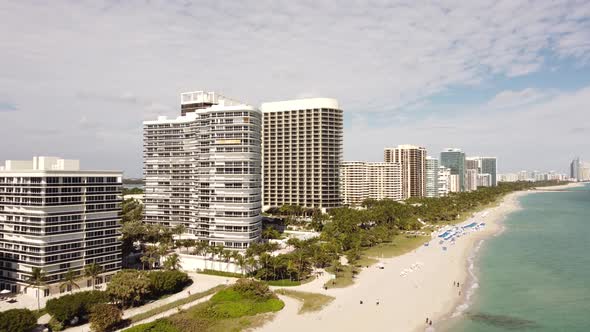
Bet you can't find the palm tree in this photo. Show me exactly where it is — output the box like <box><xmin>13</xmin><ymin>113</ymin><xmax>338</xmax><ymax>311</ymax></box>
<box><xmin>84</xmin><ymin>263</ymin><xmax>103</xmax><ymax>289</ymax></box>
<box><xmin>235</xmin><ymin>254</ymin><xmax>247</xmax><ymax>277</ymax></box>
<box><xmin>221</xmin><ymin>250</ymin><xmax>232</xmax><ymax>272</ymax></box>
<box><xmin>173</xmin><ymin>224</ymin><xmax>187</xmax><ymax>242</ymax></box>
<box><xmin>59</xmin><ymin>269</ymin><xmax>81</xmax><ymax>293</ymax></box>
<box><xmin>163</xmin><ymin>253</ymin><xmax>182</xmax><ymax>270</ymax></box>
<box><xmin>24</xmin><ymin>267</ymin><xmax>47</xmax><ymax>312</ymax></box>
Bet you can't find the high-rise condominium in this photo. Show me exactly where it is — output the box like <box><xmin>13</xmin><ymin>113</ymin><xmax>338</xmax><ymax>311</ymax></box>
<box><xmin>440</xmin><ymin>148</ymin><xmax>466</xmax><ymax>192</ymax></box>
<box><xmin>143</xmin><ymin>91</ymin><xmax>262</xmax><ymax>249</ymax></box>
<box><xmin>479</xmin><ymin>157</ymin><xmax>497</xmax><ymax>186</ymax></box>
<box><xmin>261</xmin><ymin>98</ymin><xmax>343</xmax><ymax>212</ymax></box>
<box><xmin>466</xmin><ymin>169</ymin><xmax>478</xmax><ymax>191</ymax></box>
<box><xmin>0</xmin><ymin>157</ymin><xmax>122</xmax><ymax>296</ymax></box>
<box><xmin>425</xmin><ymin>157</ymin><xmax>439</xmax><ymax>198</ymax></box>
<box><xmin>384</xmin><ymin>145</ymin><xmax>427</xmax><ymax>199</ymax></box>
<box><xmin>570</xmin><ymin>157</ymin><xmax>581</xmax><ymax>181</ymax></box>
<box><xmin>438</xmin><ymin>166</ymin><xmax>451</xmax><ymax>196</ymax></box>
<box><xmin>340</xmin><ymin>161</ymin><xmax>402</xmax><ymax>205</ymax></box>
<box><xmin>465</xmin><ymin>158</ymin><xmax>479</xmax><ymax>171</ymax></box>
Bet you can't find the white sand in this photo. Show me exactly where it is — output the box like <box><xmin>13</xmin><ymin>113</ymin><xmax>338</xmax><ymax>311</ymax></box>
<box><xmin>257</xmin><ymin>191</ymin><xmax>530</xmax><ymax>332</ymax></box>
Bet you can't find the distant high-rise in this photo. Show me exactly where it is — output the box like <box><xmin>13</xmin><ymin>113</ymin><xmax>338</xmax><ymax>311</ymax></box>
<box><xmin>479</xmin><ymin>157</ymin><xmax>498</xmax><ymax>186</ymax></box>
<box><xmin>438</xmin><ymin>166</ymin><xmax>451</xmax><ymax>196</ymax></box>
<box><xmin>466</xmin><ymin>169</ymin><xmax>478</xmax><ymax>191</ymax></box>
<box><xmin>144</xmin><ymin>91</ymin><xmax>262</xmax><ymax>249</ymax></box>
<box><xmin>384</xmin><ymin>145</ymin><xmax>426</xmax><ymax>199</ymax></box>
<box><xmin>261</xmin><ymin>98</ymin><xmax>343</xmax><ymax>212</ymax></box>
<box><xmin>440</xmin><ymin>148</ymin><xmax>466</xmax><ymax>192</ymax></box>
<box><xmin>449</xmin><ymin>174</ymin><xmax>461</xmax><ymax>193</ymax></box>
<box><xmin>570</xmin><ymin>157</ymin><xmax>581</xmax><ymax>181</ymax></box>
<box><xmin>0</xmin><ymin>157</ymin><xmax>122</xmax><ymax>296</ymax></box>
<box><xmin>465</xmin><ymin>158</ymin><xmax>479</xmax><ymax>171</ymax></box>
<box><xmin>425</xmin><ymin>157</ymin><xmax>439</xmax><ymax>198</ymax></box>
<box><xmin>477</xmin><ymin>173</ymin><xmax>492</xmax><ymax>187</ymax></box>
<box><xmin>340</xmin><ymin>161</ymin><xmax>402</xmax><ymax>205</ymax></box>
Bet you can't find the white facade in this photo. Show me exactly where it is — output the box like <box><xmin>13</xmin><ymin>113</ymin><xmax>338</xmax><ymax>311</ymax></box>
<box><xmin>437</xmin><ymin>166</ymin><xmax>450</xmax><ymax>197</ymax></box>
<box><xmin>425</xmin><ymin>157</ymin><xmax>439</xmax><ymax>198</ymax></box>
<box><xmin>143</xmin><ymin>92</ymin><xmax>262</xmax><ymax>249</ymax></box>
<box><xmin>466</xmin><ymin>169</ymin><xmax>478</xmax><ymax>192</ymax></box>
<box><xmin>0</xmin><ymin>157</ymin><xmax>122</xmax><ymax>296</ymax></box>
<box><xmin>261</xmin><ymin>98</ymin><xmax>343</xmax><ymax>211</ymax></box>
<box><xmin>477</xmin><ymin>173</ymin><xmax>492</xmax><ymax>187</ymax></box>
<box><xmin>340</xmin><ymin>161</ymin><xmax>402</xmax><ymax>206</ymax></box>
<box><xmin>449</xmin><ymin>174</ymin><xmax>461</xmax><ymax>193</ymax></box>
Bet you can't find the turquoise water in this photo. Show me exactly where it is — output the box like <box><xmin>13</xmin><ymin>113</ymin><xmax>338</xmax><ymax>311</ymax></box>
<box><xmin>448</xmin><ymin>184</ymin><xmax>590</xmax><ymax>331</ymax></box>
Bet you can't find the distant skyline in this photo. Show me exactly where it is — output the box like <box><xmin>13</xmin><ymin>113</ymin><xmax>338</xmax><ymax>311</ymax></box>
<box><xmin>1</xmin><ymin>1</ymin><xmax>589</xmax><ymax>177</ymax></box>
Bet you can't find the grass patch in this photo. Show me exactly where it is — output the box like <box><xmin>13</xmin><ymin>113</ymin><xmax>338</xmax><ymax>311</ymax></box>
<box><xmin>356</xmin><ymin>255</ymin><xmax>379</xmax><ymax>267</ymax></box>
<box><xmin>128</xmin><ymin>285</ymin><xmax>227</xmax><ymax>324</ymax></box>
<box><xmin>198</xmin><ymin>269</ymin><xmax>243</xmax><ymax>278</ymax></box>
<box><xmin>123</xmin><ymin>279</ymin><xmax>284</xmax><ymax>332</ymax></box>
<box><xmin>264</xmin><ymin>279</ymin><xmax>301</xmax><ymax>287</ymax></box>
<box><xmin>363</xmin><ymin>235</ymin><xmax>429</xmax><ymax>258</ymax></box>
<box><xmin>275</xmin><ymin>289</ymin><xmax>334</xmax><ymax>314</ymax></box>
<box><xmin>324</xmin><ymin>264</ymin><xmax>357</xmax><ymax>289</ymax></box>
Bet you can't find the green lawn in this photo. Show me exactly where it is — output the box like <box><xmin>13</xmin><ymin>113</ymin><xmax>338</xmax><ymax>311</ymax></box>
<box><xmin>128</xmin><ymin>285</ymin><xmax>227</xmax><ymax>324</ymax></box>
<box><xmin>264</xmin><ymin>279</ymin><xmax>301</xmax><ymax>287</ymax></box>
<box><xmin>123</xmin><ymin>283</ymin><xmax>284</xmax><ymax>332</ymax></box>
<box><xmin>198</xmin><ymin>269</ymin><xmax>243</xmax><ymax>278</ymax></box>
<box><xmin>275</xmin><ymin>289</ymin><xmax>334</xmax><ymax>314</ymax></box>
<box><xmin>363</xmin><ymin>235</ymin><xmax>429</xmax><ymax>258</ymax></box>
<box><xmin>323</xmin><ymin>264</ymin><xmax>357</xmax><ymax>289</ymax></box>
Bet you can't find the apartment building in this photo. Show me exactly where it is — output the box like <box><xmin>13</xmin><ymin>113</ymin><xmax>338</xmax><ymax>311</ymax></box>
<box><xmin>425</xmin><ymin>157</ymin><xmax>440</xmax><ymax>198</ymax></box>
<box><xmin>340</xmin><ymin>161</ymin><xmax>402</xmax><ymax>206</ymax></box>
<box><xmin>0</xmin><ymin>157</ymin><xmax>122</xmax><ymax>296</ymax></box>
<box><xmin>441</xmin><ymin>148</ymin><xmax>466</xmax><ymax>192</ymax></box>
<box><xmin>384</xmin><ymin>145</ymin><xmax>426</xmax><ymax>199</ymax></box>
<box><xmin>143</xmin><ymin>91</ymin><xmax>262</xmax><ymax>249</ymax></box>
<box><xmin>261</xmin><ymin>98</ymin><xmax>343</xmax><ymax>212</ymax></box>
<box><xmin>466</xmin><ymin>169</ymin><xmax>478</xmax><ymax>192</ymax></box>
<box><xmin>438</xmin><ymin>166</ymin><xmax>451</xmax><ymax>197</ymax></box>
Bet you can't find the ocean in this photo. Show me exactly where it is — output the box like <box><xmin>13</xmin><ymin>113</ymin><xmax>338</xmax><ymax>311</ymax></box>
<box><xmin>445</xmin><ymin>183</ymin><xmax>590</xmax><ymax>331</ymax></box>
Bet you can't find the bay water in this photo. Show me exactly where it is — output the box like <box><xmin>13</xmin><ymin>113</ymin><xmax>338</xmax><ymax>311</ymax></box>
<box><xmin>446</xmin><ymin>183</ymin><xmax>590</xmax><ymax>331</ymax></box>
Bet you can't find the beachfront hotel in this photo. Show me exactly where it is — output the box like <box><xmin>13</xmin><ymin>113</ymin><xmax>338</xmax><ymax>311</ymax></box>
<box><xmin>261</xmin><ymin>98</ymin><xmax>343</xmax><ymax>212</ymax></box>
<box><xmin>384</xmin><ymin>145</ymin><xmax>427</xmax><ymax>199</ymax></box>
<box><xmin>340</xmin><ymin>161</ymin><xmax>402</xmax><ymax>206</ymax></box>
<box><xmin>0</xmin><ymin>157</ymin><xmax>122</xmax><ymax>296</ymax></box>
<box><xmin>143</xmin><ymin>91</ymin><xmax>262</xmax><ymax>249</ymax></box>
<box><xmin>440</xmin><ymin>148</ymin><xmax>466</xmax><ymax>192</ymax></box>
<box><xmin>438</xmin><ymin>166</ymin><xmax>451</xmax><ymax>196</ymax></box>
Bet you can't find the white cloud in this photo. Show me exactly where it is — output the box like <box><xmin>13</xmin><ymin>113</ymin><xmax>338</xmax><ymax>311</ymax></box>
<box><xmin>486</xmin><ymin>88</ymin><xmax>550</xmax><ymax>110</ymax></box>
<box><xmin>0</xmin><ymin>0</ymin><xmax>589</xmax><ymax>175</ymax></box>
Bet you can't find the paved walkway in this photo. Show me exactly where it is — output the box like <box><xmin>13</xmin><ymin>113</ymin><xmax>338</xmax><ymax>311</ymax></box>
<box><xmin>59</xmin><ymin>273</ymin><xmax>236</xmax><ymax>332</ymax></box>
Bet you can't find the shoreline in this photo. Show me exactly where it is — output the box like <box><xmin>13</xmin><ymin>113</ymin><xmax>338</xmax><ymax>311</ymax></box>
<box><xmin>257</xmin><ymin>183</ymin><xmax>581</xmax><ymax>332</ymax></box>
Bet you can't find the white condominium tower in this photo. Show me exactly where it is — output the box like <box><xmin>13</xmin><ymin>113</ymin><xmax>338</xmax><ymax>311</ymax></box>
<box><xmin>340</xmin><ymin>161</ymin><xmax>402</xmax><ymax>206</ymax></box>
<box><xmin>425</xmin><ymin>157</ymin><xmax>440</xmax><ymax>198</ymax></box>
<box><xmin>438</xmin><ymin>166</ymin><xmax>451</xmax><ymax>196</ymax></box>
<box><xmin>261</xmin><ymin>98</ymin><xmax>343</xmax><ymax>212</ymax></box>
<box><xmin>384</xmin><ymin>145</ymin><xmax>427</xmax><ymax>199</ymax></box>
<box><xmin>143</xmin><ymin>91</ymin><xmax>262</xmax><ymax>249</ymax></box>
<box><xmin>0</xmin><ymin>157</ymin><xmax>122</xmax><ymax>296</ymax></box>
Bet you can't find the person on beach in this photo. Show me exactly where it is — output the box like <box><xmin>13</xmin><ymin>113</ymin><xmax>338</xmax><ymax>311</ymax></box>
<box><xmin>426</xmin><ymin>317</ymin><xmax>429</xmax><ymax>324</ymax></box>
<box><xmin>429</xmin><ymin>320</ymin><xmax>433</xmax><ymax>326</ymax></box>
<box><xmin>360</xmin><ymin>300</ymin><xmax>363</xmax><ymax>304</ymax></box>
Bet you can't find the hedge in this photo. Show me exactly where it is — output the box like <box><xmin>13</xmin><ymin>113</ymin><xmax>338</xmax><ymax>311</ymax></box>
<box><xmin>0</xmin><ymin>309</ymin><xmax>37</xmax><ymax>332</ymax></box>
<box><xmin>46</xmin><ymin>290</ymin><xmax>109</xmax><ymax>324</ymax></box>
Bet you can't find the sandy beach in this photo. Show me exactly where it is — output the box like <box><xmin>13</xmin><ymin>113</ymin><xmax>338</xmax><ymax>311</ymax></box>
<box><xmin>257</xmin><ymin>190</ymin><xmax>535</xmax><ymax>332</ymax></box>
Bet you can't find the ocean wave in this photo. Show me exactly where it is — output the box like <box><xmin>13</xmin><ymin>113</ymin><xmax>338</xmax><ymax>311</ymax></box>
<box><xmin>451</xmin><ymin>239</ymin><xmax>484</xmax><ymax>318</ymax></box>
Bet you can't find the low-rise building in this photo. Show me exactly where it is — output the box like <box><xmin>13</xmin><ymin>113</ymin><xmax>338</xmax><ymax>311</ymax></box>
<box><xmin>0</xmin><ymin>157</ymin><xmax>122</xmax><ymax>296</ymax></box>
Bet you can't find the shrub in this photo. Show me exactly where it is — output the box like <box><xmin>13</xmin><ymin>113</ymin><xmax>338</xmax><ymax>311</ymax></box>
<box><xmin>46</xmin><ymin>290</ymin><xmax>109</xmax><ymax>324</ymax></box>
<box><xmin>0</xmin><ymin>309</ymin><xmax>37</xmax><ymax>332</ymax></box>
<box><xmin>89</xmin><ymin>303</ymin><xmax>122</xmax><ymax>332</ymax></box>
<box><xmin>147</xmin><ymin>270</ymin><xmax>190</xmax><ymax>297</ymax></box>
<box><xmin>48</xmin><ymin>318</ymin><xmax>64</xmax><ymax>332</ymax></box>
<box><xmin>230</xmin><ymin>278</ymin><xmax>275</xmax><ymax>300</ymax></box>
<box><xmin>106</xmin><ymin>270</ymin><xmax>151</xmax><ymax>307</ymax></box>
<box><xmin>123</xmin><ymin>319</ymin><xmax>180</xmax><ymax>332</ymax></box>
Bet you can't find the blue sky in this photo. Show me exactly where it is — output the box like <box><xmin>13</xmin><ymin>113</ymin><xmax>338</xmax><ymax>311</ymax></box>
<box><xmin>1</xmin><ymin>0</ymin><xmax>590</xmax><ymax>177</ymax></box>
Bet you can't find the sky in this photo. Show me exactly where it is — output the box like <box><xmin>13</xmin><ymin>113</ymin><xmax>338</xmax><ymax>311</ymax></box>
<box><xmin>1</xmin><ymin>0</ymin><xmax>590</xmax><ymax>177</ymax></box>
